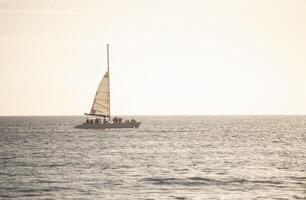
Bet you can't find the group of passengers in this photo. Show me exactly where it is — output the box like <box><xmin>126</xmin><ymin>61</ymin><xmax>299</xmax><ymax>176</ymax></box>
<box><xmin>86</xmin><ymin>118</ymin><xmax>106</xmax><ymax>124</ymax></box>
<box><xmin>86</xmin><ymin>117</ymin><xmax>136</xmax><ymax>124</ymax></box>
<box><xmin>113</xmin><ymin>117</ymin><xmax>122</xmax><ymax>123</ymax></box>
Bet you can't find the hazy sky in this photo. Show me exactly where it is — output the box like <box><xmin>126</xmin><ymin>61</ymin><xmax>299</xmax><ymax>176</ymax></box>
<box><xmin>1</xmin><ymin>0</ymin><xmax>306</xmax><ymax>115</ymax></box>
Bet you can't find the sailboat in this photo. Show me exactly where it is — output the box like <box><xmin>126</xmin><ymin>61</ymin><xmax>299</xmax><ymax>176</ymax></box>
<box><xmin>75</xmin><ymin>44</ymin><xmax>141</xmax><ymax>129</ymax></box>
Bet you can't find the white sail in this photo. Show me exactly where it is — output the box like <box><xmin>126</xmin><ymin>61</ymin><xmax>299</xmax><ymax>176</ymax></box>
<box><xmin>90</xmin><ymin>70</ymin><xmax>110</xmax><ymax>117</ymax></box>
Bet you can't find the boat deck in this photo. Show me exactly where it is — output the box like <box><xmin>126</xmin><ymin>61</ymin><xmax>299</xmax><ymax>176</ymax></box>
<box><xmin>75</xmin><ymin>122</ymin><xmax>141</xmax><ymax>129</ymax></box>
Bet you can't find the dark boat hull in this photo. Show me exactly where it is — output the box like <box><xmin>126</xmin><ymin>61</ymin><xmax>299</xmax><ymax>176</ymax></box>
<box><xmin>75</xmin><ymin>122</ymin><xmax>141</xmax><ymax>129</ymax></box>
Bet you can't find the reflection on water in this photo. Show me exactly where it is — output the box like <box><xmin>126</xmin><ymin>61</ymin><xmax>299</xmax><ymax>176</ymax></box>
<box><xmin>0</xmin><ymin>116</ymin><xmax>305</xmax><ymax>199</ymax></box>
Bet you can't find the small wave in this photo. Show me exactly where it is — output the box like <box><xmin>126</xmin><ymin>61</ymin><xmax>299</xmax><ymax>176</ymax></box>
<box><xmin>170</xmin><ymin>196</ymin><xmax>187</xmax><ymax>200</ymax></box>
<box><xmin>0</xmin><ymin>172</ymin><xmax>16</xmax><ymax>176</ymax></box>
<box><xmin>141</xmin><ymin>177</ymin><xmax>211</xmax><ymax>186</ymax></box>
<box><xmin>137</xmin><ymin>130</ymin><xmax>196</xmax><ymax>133</ymax></box>
<box><xmin>34</xmin><ymin>180</ymin><xmax>70</xmax><ymax>184</ymax></box>
<box><xmin>0</xmin><ymin>157</ymin><xmax>18</xmax><ymax>160</ymax></box>
<box><xmin>189</xmin><ymin>177</ymin><xmax>216</xmax><ymax>182</ymax></box>
<box><xmin>21</xmin><ymin>193</ymin><xmax>46</xmax><ymax>197</ymax></box>
<box><xmin>18</xmin><ymin>186</ymin><xmax>68</xmax><ymax>193</ymax></box>
<box><xmin>39</xmin><ymin>163</ymin><xmax>69</xmax><ymax>167</ymax></box>
<box><xmin>141</xmin><ymin>177</ymin><xmax>179</xmax><ymax>185</ymax></box>
<box><xmin>141</xmin><ymin>176</ymin><xmax>284</xmax><ymax>187</ymax></box>
<box><xmin>0</xmin><ymin>194</ymin><xmax>17</xmax><ymax>199</ymax></box>
<box><xmin>286</xmin><ymin>176</ymin><xmax>306</xmax><ymax>181</ymax></box>
<box><xmin>251</xmin><ymin>180</ymin><xmax>282</xmax><ymax>185</ymax></box>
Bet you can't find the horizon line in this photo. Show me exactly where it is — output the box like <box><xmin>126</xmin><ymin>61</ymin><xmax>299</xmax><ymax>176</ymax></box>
<box><xmin>0</xmin><ymin>114</ymin><xmax>305</xmax><ymax>117</ymax></box>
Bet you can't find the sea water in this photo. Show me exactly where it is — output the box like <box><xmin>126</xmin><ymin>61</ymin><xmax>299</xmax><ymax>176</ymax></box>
<box><xmin>0</xmin><ymin>116</ymin><xmax>305</xmax><ymax>199</ymax></box>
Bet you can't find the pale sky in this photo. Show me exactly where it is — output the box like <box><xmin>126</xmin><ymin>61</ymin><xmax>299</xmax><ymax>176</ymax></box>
<box><xmin>0</xmin><ymin>0</ymin><xmax>306</xmax><ymax>115</ymax></box>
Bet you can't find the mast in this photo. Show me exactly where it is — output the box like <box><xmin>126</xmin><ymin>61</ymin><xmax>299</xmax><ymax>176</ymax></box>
<box><xmin>107</xmin><ymin>44</ymin><xmax>110</xmax><ymax>71</ymax></box>
<box><xmin>107</xmin><ymin>44</ymin><xmax>110</xmax><ymax>117</ymax></box>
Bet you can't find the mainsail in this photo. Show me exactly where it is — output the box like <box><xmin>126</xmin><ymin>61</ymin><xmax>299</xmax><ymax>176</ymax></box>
<box><xmin>88</xmin><ymin>44</ymin><xmax>110</xmax><ymax>117</ymax></box>
<box><xmin>89</xmin><ymin>70</ymin><xmax>110</xmax><ymax>117</ymax></box>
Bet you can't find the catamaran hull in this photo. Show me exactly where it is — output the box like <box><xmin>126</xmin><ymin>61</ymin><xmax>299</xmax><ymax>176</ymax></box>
<box><xmin>75</xmin><ymin>122</ymin><xmax>141</xmax><ymax>129</ymax></box>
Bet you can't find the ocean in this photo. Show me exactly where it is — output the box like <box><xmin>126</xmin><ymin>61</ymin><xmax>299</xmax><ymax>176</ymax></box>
<box><xmin>0</xmin><ymin>116</ymin><xmax>305</xmax><ymax>199</ymax></box>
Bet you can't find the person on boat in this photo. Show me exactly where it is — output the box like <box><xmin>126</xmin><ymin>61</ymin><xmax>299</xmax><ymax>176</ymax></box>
<box><xmin>86</xmin><ymin>119</ymin><xmax>89</xmax><ymax>124</ymax></box>
<box><xmin>103</xmin><ymin>118</ymin><xmax>107</xmax><ymax>124</ymax></box>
